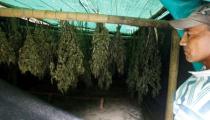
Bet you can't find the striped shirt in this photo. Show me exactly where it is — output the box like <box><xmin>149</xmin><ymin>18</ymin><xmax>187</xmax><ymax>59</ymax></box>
<box><xmin>174</xmin><ymin>69</ymin><xmax>210</xmax><ymax>120</ymax></box>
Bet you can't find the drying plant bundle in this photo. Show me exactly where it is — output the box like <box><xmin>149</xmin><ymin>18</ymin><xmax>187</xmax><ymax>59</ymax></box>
<box><xmin>127</xmin><ymin>27</ymin><xmax>161</xmax><ymax>102</ymax></box>
<box><xmin>110</xmin><ymin>25</ymin><xmax>126</xmax><ymax>74</ymax></box>
<box><xmin>50</xmin><ymin>22</ymin><xmax>84</xmax><ymax>93</ymax></box>
<box><xmin>8</xmin><ymin>18</ymin><xmax>23</xmax><ymax>63</ymax></box>
<box><xmin>91</xmin><ymin>23</ymin><xmax>112</xmax><ymax>89</ymax></box>
<box><xmin>18</xmin><ymin>27</ymin><xmax>51</xmax><ymax>78</ymax></box>
<box><xmin>76</xmin><ymin>25</ymin><xmax>92</xmax><ymax>87</ymax></box>
<box><xmin>0</xmin><ymin>27</ymin><xmax>16</xmax><ymax>65</ymax></box>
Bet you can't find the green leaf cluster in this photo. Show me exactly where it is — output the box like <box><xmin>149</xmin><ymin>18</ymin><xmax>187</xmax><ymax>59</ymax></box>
<box><xmin>0</xmin><ymin>27</ymin><xmax>16</xmax><ymax>65</ymax></box>
<box><xmin>91</xmin><ymin>23</ymin><xmax>112</xmax><ymax>89</ymax></box>
<box><xmin>50</xmin><ymin>23</ymin><xmax>84</xmax><ymax>93</ymax></box>
<box><xmin>127</xmin><ymin>27</ymin><xmax>161</xmax><ymax>102</ymax></box>
<box><xmin>7</xmin><ymin>18</ymin><xmax>23</xmax><ymax>62</ymax></box>
<box><xmin>110</xmin><ymin>25</ymin><xmax>126</xmax><ymax>74</ymax></box>
<box><xmin>18</xmin><ymin>27</ymin><xmax>51</xmax><ymax>78</ymax></box>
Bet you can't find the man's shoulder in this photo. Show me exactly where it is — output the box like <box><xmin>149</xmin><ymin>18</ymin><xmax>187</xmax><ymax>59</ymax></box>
<box><xmin>174</xmin><ymin>75</ymin><xmax>210</xmax><ymax>120</ymax></box>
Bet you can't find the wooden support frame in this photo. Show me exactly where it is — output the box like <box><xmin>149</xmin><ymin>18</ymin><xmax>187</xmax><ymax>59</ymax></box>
<box><xmin>0</xmin><ymin>7</ymin><xmax>180</xmax><ymax>119</ymax></box>
<box><xmin>0</xmin><ymin>8</ymin><xmax>169</xmax><ymax>28</ymax></box>
<box><xmin>165</xmin><ymin>30</ymin><xmax>180</xmax><ymax>120</ymax></box>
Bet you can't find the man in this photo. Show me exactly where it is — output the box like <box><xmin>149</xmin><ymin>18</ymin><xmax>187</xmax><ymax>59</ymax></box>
<box><xmin>169</xmin><ymin>4</ymin><xmax>210</xmax><ymax>120</ymax></box>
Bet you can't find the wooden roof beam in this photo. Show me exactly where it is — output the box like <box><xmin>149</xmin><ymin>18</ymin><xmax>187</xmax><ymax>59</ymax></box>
<box><xmin>0</xmin><ymin>8</ymin><xmax>169</xmax><ymax>28</ymax></box>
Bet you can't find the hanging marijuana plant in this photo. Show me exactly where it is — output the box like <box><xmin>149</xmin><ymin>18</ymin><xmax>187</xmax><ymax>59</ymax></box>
<box><xmin>50</xmin><ymin>22</ymin><xmax>84</xmax><ymax>93</ymax></box>
<box><xmin>18</xmin><ymin>26</ymin><xmax>51</xmax><ymax>78</ymax></box>
<box><xmin>110</xmin><ymin>25</ymin><xmax>126</xmax><ymax>74</ymax></box>
<box><xmin>76</xmin><ymin>22</ymin><xmax>92</xmax><ymax>87</ymax></box>
<box><xmin>91</xmin><ymin>23</ymin><xmax>112</xmax><ymax>89</ymax></box>
<box><xmin>127</xmin><ymin>27</ymin><xmax>161</xmax><ymax>102</ymax></box>
<box><xmin>7</xmin><ymin>18</ymin><xmax>23</xmax><ymax>63</ymax></box>
<box><xmin>0</xmin><ymin>27</ymin><xmax>16</xmax><ymax>65</ymax></box>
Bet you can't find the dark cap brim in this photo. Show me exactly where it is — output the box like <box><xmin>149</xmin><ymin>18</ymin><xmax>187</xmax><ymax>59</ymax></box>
<box><xmin>169</xmin><ymin>18</ymin><xmax>202</xmax><ymax>30</ymax></box>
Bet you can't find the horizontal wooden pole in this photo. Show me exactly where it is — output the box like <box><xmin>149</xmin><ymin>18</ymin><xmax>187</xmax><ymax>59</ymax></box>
<box><xmin>0</xmin><ymin>8</ymin><xmax>169</xmax><ymax>28</ymax></box>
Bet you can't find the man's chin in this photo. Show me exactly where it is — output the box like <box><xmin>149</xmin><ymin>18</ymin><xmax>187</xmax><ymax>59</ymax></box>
<box><xmin>186</xmin><ymin>56</ymin><xmax>194</xmax><ymax>63</ymax></box>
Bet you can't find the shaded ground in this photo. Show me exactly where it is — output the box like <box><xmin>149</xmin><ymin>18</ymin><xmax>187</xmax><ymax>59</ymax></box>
<box><xmin>45</xmin><ymin>96</ymin><xmax>143</xmax><ymax>120</ymax></box>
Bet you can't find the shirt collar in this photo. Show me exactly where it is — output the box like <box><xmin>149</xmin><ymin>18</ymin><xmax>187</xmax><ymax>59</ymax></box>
<box><xmin>188</xmin><ymin>69</ymin><xmax>210</xmax><ymax>77</ymax></box>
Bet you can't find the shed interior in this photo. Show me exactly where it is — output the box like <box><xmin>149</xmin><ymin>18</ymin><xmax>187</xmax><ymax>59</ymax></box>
<box><xmin>0</xmin><ymin>1</ymin><xmax>191</xmax><ymax>120</ymax></box>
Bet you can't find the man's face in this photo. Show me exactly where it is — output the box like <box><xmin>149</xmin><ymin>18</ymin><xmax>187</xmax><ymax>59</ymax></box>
<box><xmin>180</xmin><ymin>24</ymin><xmax>210</xmax><ymax>63</ymax></box>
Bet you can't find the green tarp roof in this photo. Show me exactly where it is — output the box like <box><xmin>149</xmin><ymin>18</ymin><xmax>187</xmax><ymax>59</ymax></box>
<box><xmin>0</xmin><ymin>0</ymin><xmax>166</xmax><ymax>33</ymax></box>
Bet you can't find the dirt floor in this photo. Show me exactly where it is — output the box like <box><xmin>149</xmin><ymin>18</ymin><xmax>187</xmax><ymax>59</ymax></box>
<box><xmin>83</xmin><ymin>99</ymin><xmax>142</xmax><ymax>120</ymax></box>
<box><xmin>48</xmin><ymin>96</ymin><xmax>144</xmax><ymax>120</ymax></box>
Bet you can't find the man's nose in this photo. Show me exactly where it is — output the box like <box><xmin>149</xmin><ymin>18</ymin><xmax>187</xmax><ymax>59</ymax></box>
<box><xmin>179</xmin><ymin>32</ymin><xmax>188</xmax><ymax>46</ymax></box>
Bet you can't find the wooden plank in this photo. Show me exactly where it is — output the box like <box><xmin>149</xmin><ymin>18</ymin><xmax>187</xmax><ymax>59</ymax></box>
<box><xmin>165</xmin><ymin>30</ymin><xmax>180</xmax><ymax>120</ymax></box>
<box><xmin>0</xmin><ymin>8</ymin><xmax>169</xmax><ymax>28</ymax></box>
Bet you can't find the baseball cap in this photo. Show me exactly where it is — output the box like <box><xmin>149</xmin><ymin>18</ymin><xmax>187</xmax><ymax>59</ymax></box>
<box><xmin>169</xmin><ymin>3</ymin><xmax>210</xmax><ymax>30</ymax></box>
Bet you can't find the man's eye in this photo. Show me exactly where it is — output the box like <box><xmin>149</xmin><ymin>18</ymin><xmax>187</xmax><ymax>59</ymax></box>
<box><xmin>187</xmin><ymin>33</ymin><xmax>192</xmax><ymax>39</ymax></box>
<box><xmin>187</xmin><ymin>33</ymin><xmax>190</xmax><ymax>37</ymax></box>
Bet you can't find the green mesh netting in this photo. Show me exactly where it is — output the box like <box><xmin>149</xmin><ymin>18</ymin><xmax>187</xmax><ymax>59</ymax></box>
<box><xmin>0</xmin><ymin>0</ymin><xmax>164</xmax><ymax>33</ymax></box>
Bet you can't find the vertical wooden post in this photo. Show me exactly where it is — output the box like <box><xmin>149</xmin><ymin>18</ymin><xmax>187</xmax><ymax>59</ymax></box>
<box><xmin>165</xmin><ymin>30</ymin><xmax>180</xmax><ymax>120</ymax></box>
